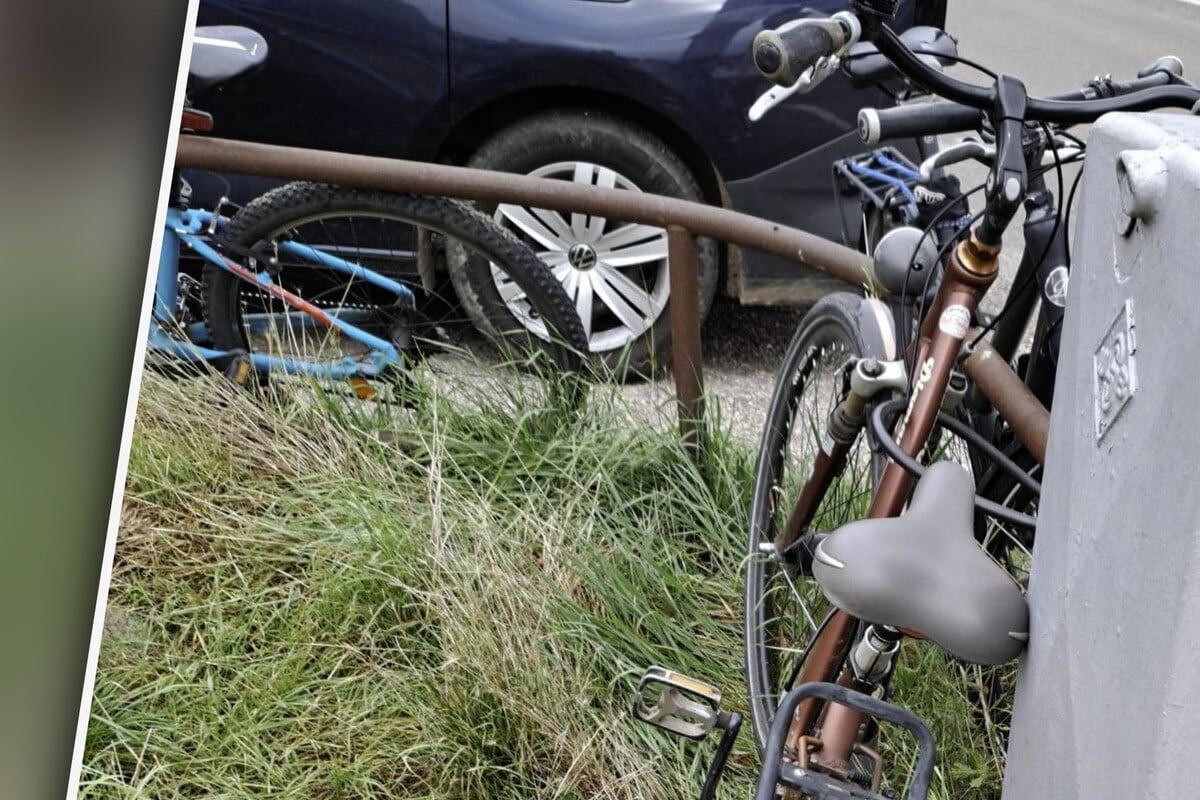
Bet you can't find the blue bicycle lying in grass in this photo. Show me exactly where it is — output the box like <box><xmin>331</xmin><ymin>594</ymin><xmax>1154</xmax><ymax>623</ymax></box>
<box><xmin>148</xmin><ymin>26</ymin><xmax>588</xmax><ymax>397</ymax></box>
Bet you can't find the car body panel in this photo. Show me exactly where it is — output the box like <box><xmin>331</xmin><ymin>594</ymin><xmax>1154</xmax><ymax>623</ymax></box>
<box><xmin>445</xmin><ymin>0</ymin><xmax>909</xmax><ymax>181</ymax></box>
<box><xmin>196</xmin><ymin>0</ymin><xmax>449</xmax><ymax>160</ymax></box>
<box><xmin>728</xmin><ymin>129</ymin><xmax>928</xmax><ymax>304</ymax></box>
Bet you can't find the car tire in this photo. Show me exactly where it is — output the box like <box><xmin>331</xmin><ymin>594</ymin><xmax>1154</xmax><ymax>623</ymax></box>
<box><xmin>450</xmin><ymin>109</ymin><xmax>719</xmax><ymax>381</ymax></box>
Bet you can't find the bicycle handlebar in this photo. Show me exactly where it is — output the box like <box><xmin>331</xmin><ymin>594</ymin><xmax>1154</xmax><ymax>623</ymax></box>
<box><xmin>857</xmin><ymin>65</ymin><xmax>1194</xmax><ymax>145</ymax></box>
<box><xmin>755</xmin><ymin>5</ymin><xmax>1200</xmax><ymax>247</ymax></box>
<box><xmin>857</xmin><ymin>102</ymin><xmax>982</xmax><ymax>145</ymax></box>
<box><xmin>753</xmin><ymin>9</ymin><xmax>1200</xmax><ymax>126</ymax></box>
<box><xmin>752</xmin><ymin>26</ymin><xmax>834</xmax><ymax>86</ymax></box>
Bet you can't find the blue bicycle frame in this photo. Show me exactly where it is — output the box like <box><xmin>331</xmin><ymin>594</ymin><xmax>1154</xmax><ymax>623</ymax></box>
<box><xmin>148</xmin><ymin>206</ymin><xmax>417</xmax><ymax>380</ymax></box>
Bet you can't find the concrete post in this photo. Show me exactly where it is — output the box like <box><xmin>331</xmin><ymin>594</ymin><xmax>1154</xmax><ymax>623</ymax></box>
<box><xmin>1002</xmin><ymin>113</ymin><xmax>1200</xmax><ymax>799</ymax></box>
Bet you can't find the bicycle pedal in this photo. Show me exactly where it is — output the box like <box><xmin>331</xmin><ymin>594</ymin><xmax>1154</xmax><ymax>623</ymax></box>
<box><xmin>349</xmin><ymin>377</ymin><xmax>377</xmax><ymax>401</ymax></box>
<box><xmin>222</xmin><ymin>351</ymin><xmax>256</xmax><ymax>387</ymax></box>
<box><xmin>632</xmin><ymin>666</ymin><xmax>725</xmax><ymax>740</ymax></box>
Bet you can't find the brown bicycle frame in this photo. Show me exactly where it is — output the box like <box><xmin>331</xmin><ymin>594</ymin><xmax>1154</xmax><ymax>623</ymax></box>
<box><xmin>779</xmin><ymin>232</ymin><xmax>1006</xmax><ymax>776</ymax></box>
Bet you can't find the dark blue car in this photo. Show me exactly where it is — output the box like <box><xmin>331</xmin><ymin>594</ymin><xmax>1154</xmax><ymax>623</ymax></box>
<box><xmin>192</xmin><ymin>0</ymin><xmax>947</xmax><ymax>376</ymax></box>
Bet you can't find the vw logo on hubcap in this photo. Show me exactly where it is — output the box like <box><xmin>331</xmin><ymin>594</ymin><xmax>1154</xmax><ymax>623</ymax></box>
<box><xmin>568</xmin><ymin>242</ymin><xmax>598</xmax><ymax>270</ymax></box>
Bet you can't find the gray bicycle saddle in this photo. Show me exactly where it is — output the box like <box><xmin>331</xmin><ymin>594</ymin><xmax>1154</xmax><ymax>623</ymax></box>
<box><xmin>812</xmin><ymin>461</ymin><xmax>1029</xmax><ymax>665</ymax></box>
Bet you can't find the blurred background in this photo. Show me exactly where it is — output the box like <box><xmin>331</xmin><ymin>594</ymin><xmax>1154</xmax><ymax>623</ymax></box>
<box><xmin>0</xmin><ymin>2</ymin><xmax>191</xmax><ymax>797</ymax></box>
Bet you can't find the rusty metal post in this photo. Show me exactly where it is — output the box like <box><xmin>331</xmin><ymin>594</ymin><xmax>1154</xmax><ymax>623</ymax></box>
<box><xmin>962</xmin><ymin>337</ymin><xmax>1050</xmax><ymax>465</ymax></box>
<box><xmin>175</xmin><ymin>137</ymin><xmax>878</xmax><ymax>291</ymax></box>
<box><xmin>667</xmin><ymin>226</ymin><xmax>704</xmax><ymax>450</ymax></box>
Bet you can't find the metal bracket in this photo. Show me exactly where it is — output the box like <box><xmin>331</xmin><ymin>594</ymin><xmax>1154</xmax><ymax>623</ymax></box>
<box><xmin>850</xmin><ymin>358</ymin><xmax>909</xmax><ymax>399</ymax></box>
<box><xmin>940</xmin><ymin>368</ymin><xmax>968</xmax><ymax>412</ymax></box>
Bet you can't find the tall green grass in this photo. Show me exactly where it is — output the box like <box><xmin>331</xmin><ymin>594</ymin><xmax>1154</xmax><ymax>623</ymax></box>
<box><xmin>81</xmin><ymin>367</ymin><xmax>1008</xmax><ymax>800</ymax></box>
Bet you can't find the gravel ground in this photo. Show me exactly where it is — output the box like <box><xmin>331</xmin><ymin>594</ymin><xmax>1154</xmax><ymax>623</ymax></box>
<box><xmin>614</xmin><ymin>295</ymin><xmax>811</xmax><ymax>448</ymax></box>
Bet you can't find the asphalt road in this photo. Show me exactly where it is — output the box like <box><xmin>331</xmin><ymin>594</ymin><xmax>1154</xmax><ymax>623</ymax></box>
<box><xmin>628</xmin><ymin>0</ymin><xmax>1200</xmax><ymax>446</ymax></box>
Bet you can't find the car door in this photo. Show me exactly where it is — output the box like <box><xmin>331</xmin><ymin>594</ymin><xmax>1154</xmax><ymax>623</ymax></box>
<box><xmin>193</xmin><ymin>0</ymin><xmax>451</xmax><ymax>161</ymax></box>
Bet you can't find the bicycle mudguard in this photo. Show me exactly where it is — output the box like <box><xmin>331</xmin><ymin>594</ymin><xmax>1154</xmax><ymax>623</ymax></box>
<box><xmin>854</xmin><ymin>295</ymin><xmax>902</xmax><ymax>361</ymax></box>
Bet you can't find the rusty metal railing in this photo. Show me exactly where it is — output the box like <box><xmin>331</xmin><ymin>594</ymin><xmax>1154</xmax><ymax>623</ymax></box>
<box><xmin>176</xmin><ymin>135</ymin><xmax>877</xmax><ymax>443</ymax></box>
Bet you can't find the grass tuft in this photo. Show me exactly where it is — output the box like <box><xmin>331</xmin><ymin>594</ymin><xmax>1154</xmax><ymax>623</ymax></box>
<box><xmin>83</xmin><ymin>366</ymin><xmax>1008</xmax><ymax>800</ymax></box>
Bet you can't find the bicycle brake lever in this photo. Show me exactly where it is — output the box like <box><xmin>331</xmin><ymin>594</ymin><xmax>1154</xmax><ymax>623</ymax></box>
<box><xmin>748</xmin><ymin>55</ymin><xmax>842</xmax><ymax>121</ymax></box>
<box><xmin>748</xmin><ymin>79</ymin><xmax>804</xmax><ymax>121</ymax></box>
<box><xmin>918</xmin><ymin>139</ymin><xmax>996</xmax><ymax>183</ymax></box>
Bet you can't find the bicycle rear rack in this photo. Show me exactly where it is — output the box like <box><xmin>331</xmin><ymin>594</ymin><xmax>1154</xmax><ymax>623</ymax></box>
<box><xmin>753</xmin><ymin>682</ymin><xmax>936</xmax><ymax>800</ymax></box>
<box><xmin>833</xmin><ymin>147</ymin><xmax>924</xmax><ymax>215</ymax></box>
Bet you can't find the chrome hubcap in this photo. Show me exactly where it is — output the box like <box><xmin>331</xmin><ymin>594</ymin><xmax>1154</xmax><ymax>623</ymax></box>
<box><xmin>488</xmin><ymin>161</ymin><xmax>671</xmax><ymax>353</ymax></box>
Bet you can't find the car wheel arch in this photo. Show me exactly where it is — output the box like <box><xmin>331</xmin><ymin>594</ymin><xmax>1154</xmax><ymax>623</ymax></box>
<box><xmin>442</xmin><ymin>87</ymin><xmax>728</xmax><ymax>214</ymax></box>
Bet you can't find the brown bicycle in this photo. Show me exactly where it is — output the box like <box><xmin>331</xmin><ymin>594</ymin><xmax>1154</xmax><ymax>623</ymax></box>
<box><xmin>638</xmin><ymin>3</ymin><xmax>1200</xmax><ymax>800</ymax></box>
<box><xmin>740</xmin><ymin>3</ymin><xmax>1200</xmax><ymax>798</ymax></box>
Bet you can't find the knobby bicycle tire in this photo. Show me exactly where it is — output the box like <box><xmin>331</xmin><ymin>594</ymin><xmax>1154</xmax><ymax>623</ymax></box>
<box><xmin>200</xmin><ymin>182</ymin><xmax>590</xmax><ymax>397</ymax></box>
<box><xmin>744</xmin><ymin>292</ymin><xmax>892</xmax><ymax>754</ymax></box>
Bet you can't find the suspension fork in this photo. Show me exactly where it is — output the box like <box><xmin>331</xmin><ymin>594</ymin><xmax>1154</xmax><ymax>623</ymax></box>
<box><xmin>800</xmin><ymin>233</ymin><xmax>1002</xmax><ymax>774</ymax></box>
<box><xmin>776</xmin><ymin>358</ymin><xmax>907</xmax><ymax>554</ymax></box>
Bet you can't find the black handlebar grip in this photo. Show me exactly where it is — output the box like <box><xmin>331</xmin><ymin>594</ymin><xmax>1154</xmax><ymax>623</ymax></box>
<box><xmin>857</xmin><ymin>102</ymin><xmax>984</xmax><ymax>145</ymax></box>
<box><xmin>753</xmin><ymin>24</ymin><xmax>837</xmax><ymax>87</ymax></box>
